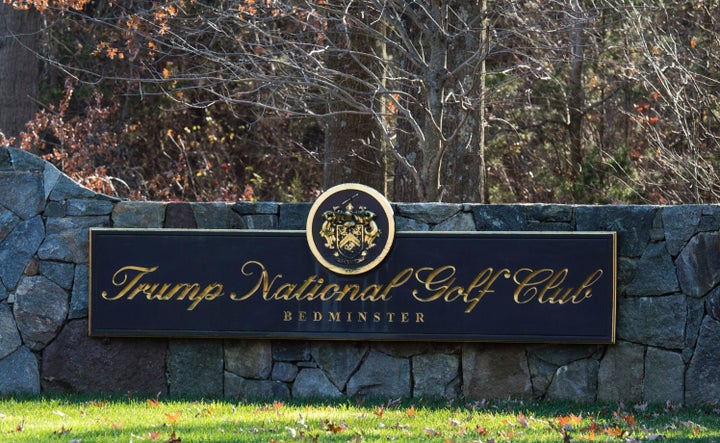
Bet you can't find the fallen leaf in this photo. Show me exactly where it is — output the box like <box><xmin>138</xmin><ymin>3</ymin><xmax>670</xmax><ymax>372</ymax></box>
<box><xmin>165</xmin><ymin>412</ymin><xmax>180</xmax><ymax>423</ymax></box>
<box><xmin>517</xmin><ymin>412</ymin><xmax>529</xmax><ymax>427</ymax></box>
<box><xmin>166</xmin><ymin>430</ymin><xmax>181</xmax><ymax>442</ymax></box>
<box><xmin>324</xmin><ymin>420</ymin><xmax>347</xmax><ymax>433</ymax></box>
<box><xmin>406</xmin><ymin>406</ymin><xmax>417</xmax><ymax>417</ymax></box>
<box><xmin>373</xmin><ymin>406</ymin><xmax>384</xmax><ymax>418</ymax></box>
<box><xmin>476</xmin><ymin>425</ymin><xmax>489</xmax><ymax>435</ymax></box>
<box><xmin>148</xmin><ymin>398</ymin><xmax>160</xmax><ymax>408</ymax></box>
<box><xmin>424</xmin><ymin>427</ymin><xmax>441</xmax><ymax>436</ymax></box>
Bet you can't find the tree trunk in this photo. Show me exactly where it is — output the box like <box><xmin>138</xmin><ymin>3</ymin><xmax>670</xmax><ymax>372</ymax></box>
<box><xmin>323</xmin><ymin>4</ymin><xmax>385</xmax><ymax>193</ymax></box>
<box><xmin>0</xmin><ymin>4</ymin><xmax>40</xmax><ymax>139</ymax></box>
<box><xmin>567</xmin><ymin>0</ymin><xmax>585</xmax><ymax>180</ymax></box>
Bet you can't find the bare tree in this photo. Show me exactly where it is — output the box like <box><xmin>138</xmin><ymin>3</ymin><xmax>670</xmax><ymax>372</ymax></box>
<box><xmin>26</xmin><ymin>0</ymin><xmax>493</xmax><ymax>201</ymax></box>
<box><xmin>0</xmin><ymin>3</ymin><xmax>40</xmax><ymax>139</ymax></box>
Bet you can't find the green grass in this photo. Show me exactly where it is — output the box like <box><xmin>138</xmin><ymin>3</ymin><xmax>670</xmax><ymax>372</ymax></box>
<box><xmin>0</xmin><ymin>395</ymin><xmax>719</xmax><ymax>442</ymax></box>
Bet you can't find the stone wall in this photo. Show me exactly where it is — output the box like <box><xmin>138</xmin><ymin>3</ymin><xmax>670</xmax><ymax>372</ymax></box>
<box><xmin>1</xmin><ymin>146</ymin><xmax>719</xmax><ymax>404</ymax></box>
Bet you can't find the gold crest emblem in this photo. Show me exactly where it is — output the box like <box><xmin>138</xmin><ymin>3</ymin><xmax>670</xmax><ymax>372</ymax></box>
<box><xmin>319</xmin><ymin>198</ymin><xmax>380</xmax><ymax>265</ymax></box>
<box><xmin>307</xmin><ymin>184</ymin><xmax>394</xmax><ymax>275</ymax></box>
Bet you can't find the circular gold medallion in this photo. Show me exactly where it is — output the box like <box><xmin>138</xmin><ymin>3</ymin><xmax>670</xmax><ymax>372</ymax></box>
<box><xmin>306</xmin><ymin>183</ymin><xmax>395</xmax><ymax>275</ymax></box>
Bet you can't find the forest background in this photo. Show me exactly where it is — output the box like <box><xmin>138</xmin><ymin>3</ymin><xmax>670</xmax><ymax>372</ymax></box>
<box><xmin>1</xmin><ymin>0</ymin><xmax>718</xmax><ymax>204</ymax></box>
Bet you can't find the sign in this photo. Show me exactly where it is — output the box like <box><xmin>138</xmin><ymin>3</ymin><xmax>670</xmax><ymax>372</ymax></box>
<box><xmin>89</xmin><ymin>185</ymin><xmax>616</xmax><ymax>343</ymax></box>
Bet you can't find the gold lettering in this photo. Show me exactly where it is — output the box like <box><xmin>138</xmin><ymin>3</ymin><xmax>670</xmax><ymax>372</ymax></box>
<box><xmin>102</xmin><ymin>265</ymin><xmax>159</xmax><ymax>300</ymax></box>
<box><xmin>232</xmin><ymin>261</ymin><xmax>281</xmax><ymax>301</ymax></box>
<box><xmin>127</xmin><ymin>283</ymin><xmax>158</xmax><ymax>300</ymax></box>
<box><xmin>463</xmin><ymin>268</ymin><xmax>512</xmax><ymax>313</ymax></box>
<box><xmin>313</xmin><ymin>311</ymin><xmax>322</xmax><ymax>321</ymax></box>
<box><xmin>513</xmin><ymin>268</ymin><xmax>552</xmax><ymax>304</ymax></box>
<box><xmin>317</xmin><ymin>283</ymin><xmax>340</xmax><ymax>301</ymax></box>
<box><xmin>412</xmin><ymin>266</ymin><xmax>458</xmax><ymax>302</ymax></box>
<box><xmin>373</xmin><ymin>312</ymin><xmax>381</xmax><ymax>322</ymax></box>
<box><xmin>283</xmin><ymin>311</ymin><xmax>292</xmax><ymax>321</ymax></box>
<box><xmin>569</xmin><ymin>270</ymin><xmax>604</xmax><ymax>303</ymax></box>
<box><xmin>186</xmin><ymin>283</ymin><xmax>223</xmax><ymax>311</ymax></box>
<box><xmin>358</xmin><ymin>312</ymin><xmax>367</xmax><ymax>322</ymax></box>
<box><xmin>416</xmin><ymin>312</ymin><xmax>425</xmax><ymax>323</ymax></box>
<box><xmin>335</xmin><ymin>284</ymin><xmax>360</xmax><ymax>302</ymax></box>
<box><xmin>272</xmin><ymin>282</ymin><xmax>297</xmax><ymax>300</ymax></box>
<box><xmin>512</xmin><ymin>268</ymin><xmax>603</xmax><ymax>305</ymax></box>
<box><xmin>329</xmin><ymin>312</ymin><xmax>341</xmax><ymax>322</ymax></box>
<box><xmin>355</xmin><ymin>284</ymin><xmax>382</xmax><ymax>301</ymax></box>
<box><xmin>299</xmin><ymin>311</ymin><xmax>307</xmax><ymax>321</ymax></box>
<box><xmin>303</xmin><ymin>277</ymin><xmax>325</xmax><ymax>300</ymax></box>
<box><xmin>378</xmin><ymin>268</ymin><xmax>413</xmax><ymax>300</ymax></box>
<box><xmin>401</xmin><ymin>312</ymin><xmax>409</xmax><ymax>322</ymax></box>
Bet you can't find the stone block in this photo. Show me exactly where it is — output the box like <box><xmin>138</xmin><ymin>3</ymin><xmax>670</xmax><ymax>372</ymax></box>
<box><xmin>0</xmin><ymin>302</ymin><xmax>21</xmax><ymax>360</ymax></box>
<box><xmin>597</xmin><ymin>341</ymin><xmax>644</xmax><ymax>402</ymax></box>
<box><xmin>644</xmin><ymin>347</ymin><xmax>684</xmax><ymax>404</ymax></box>
<box><xmin>273</xmin><ymin>341</ymin><xmax>310</xmax><ymax>361</ymax></box>
<box><xmin>310</xmin><ymin>341</ymin><xmax>367</xmax><ymax>390</ymax></box>
<box><xmin>66</xmin><ymin>198</ymin><xmax>115</xmax><ymax>216</ymax></box>
<box><xmin>686</xmin><ymin>317</ymin><xmax>720</xmax><ymax>404</ymax></box>
<box><xmin>432</xmin><ymin>212</ymin><xmax>475</xmax><ymax>231</ymax></box>
<box><xmin>238</xmin><ymin>214</ymin><xmax>278</xmax><ymax>229</ymax></box>
<box><xmin>225</xmin><ymin>340</ymin><xmax>272</xmax><ymax>379</ymax></box>
<box><xmin>40</xmin><ymin>261</ymin><xmax>74</xmax><ymax>290</ymax></box>
<box><xmin>523</xmin><ymin>204</ymin><xmax>573</xmax><ymax>223</ymax></box>
<box><xmin>472</xmin><ymin>205</ymin><xmax>527</xmax><ymax>231</ymax></box>
<box><xmin>0</xmin><ymin>215</ymin><xmax>44</xmax><ymax>290</ymax></box>
<box><xmin>575</xmin><ymin>205</ymin><xmax>656</xmax><ymax>257</ymax></box>
<box><xmin>164</xmin><ymin>203</ymin><xmax>197</xmax><ymax>228</ymax></box>
<box><xmin>167</xmin><ymin>340</ymin><xmax>223</xmax><ymax>397</ymax></box>
<box><xmin>396</xmin><ymin>203</ymin><xmax>461</xmax><ymax>225</ymax></box>
<box><xmin>42</xmin><ymin>320</ymin><xmax>167</xmax><ymax>395</ymax></box>
<box><xmin>0</xmin><ymin>346</ymin><xmax>39</xmax><ymax>395</ymax></box>
<box><xmin>617</xmin><ymin>295</ymin><xmax>685</xmax><ymax>348</ymax></box>
<box><xmin>191</xmin><ymin>202</ymin><xmax>238</xmax><ymax>228</ymax></box>
<box><xmin>279</xmin><ymin>204</ymin><xmax>311</xmax><ymax>230</ymax></box>
<box><xmin>38</xmin><ymin>216</ymin><xmax>109</xmax><ymax>263</ymax></box>
<box><xmin>546</xmin><ymin>358</ymin><xmax>599</xmax><ymax>402</ymax></box>
<box><xmin>271</xmin><ymin>362</ymin><xmax>298</xmax><ymax>382</ymax></box>
<box><xmin>0</xmin><ymin>206</ymin><xmax>20</xmax><ymax>243</ymax></box>
<box><xmin>292</xmin><ymin>368</ymin><xmax>343</xmax><ymax>398</ymax></box>
<box><xmin>69</xmin><ymin>264</ymin><xmax>88</xmax><ymax>319</ymax></box>
<box><xmin>394</xmin><ymin>217</ymin><xmax>429</xmax><ymax>231</ymax></box>
<box><xmin>13</xmin><ymin>275</ymin><xmax>68</xmax><ymax>350</ymax></box>
<box><xmin>662</xmin><ymin>206</ymin><xmax>702</xmax><ymax>256</ymax></box>
<box><xmin>462</xmin><ymin>344</ymin><xmax>531</xmax><ymax>399</ymax></box>
<box><xmin>233</xmin><ymin>201</ymin><xmax>279</xmax><ymax>215</ymax></box>
<box><xmin>112</xmin><ymin>201</ymin><xmax>165</xmax><ymax>228</ymax></box>
<box><xmin>0</xmin><ymin>171</ymin><xmax>44</xmax><ymax>219</ymax></box>
<box><xmin>224</xmin><ymin>372</ymin><xmax>290</xmax><ymax>400</ymax></box>
<box><xmin>625</xmin><ymin>242</ymin><xmax>679</xmax><ymax>296</ymax></box>
<box><xmin>347</xmin><ymin>350</ymin><xmax>410</xmax><ymax>398</ymax></box>
<box><xmin>676</xmin><ymin>232</ymin><xmax>720</xmax><ymax>298</ymax></box>
<box><xmin>412</xmin><ymin>353</ymin><xmax>460</xmax><ymax>399</ymax></box>
<box><xmin>48</xmin><ymin>174</ymin><xmax>96</xmax><ymax>201</ymax></box>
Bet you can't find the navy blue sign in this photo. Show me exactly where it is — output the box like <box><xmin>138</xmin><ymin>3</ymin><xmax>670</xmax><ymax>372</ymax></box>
<box><xmin>89</xmin><ymin>229</ymin><xmax>616</xmax><ymax>343</ymax></box>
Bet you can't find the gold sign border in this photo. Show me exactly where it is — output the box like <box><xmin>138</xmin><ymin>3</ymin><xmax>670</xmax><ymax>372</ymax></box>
<box><xmin>306</xmin><ymin>183</ymin><xmax>395</xmax><ymax>275</ymax></box>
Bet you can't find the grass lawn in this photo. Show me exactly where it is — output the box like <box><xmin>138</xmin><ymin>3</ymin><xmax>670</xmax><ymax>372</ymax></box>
<box><xmin>0</xmin><ymin>395</ymin><xmax>719</xmax><ymax>442</ymax></box>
